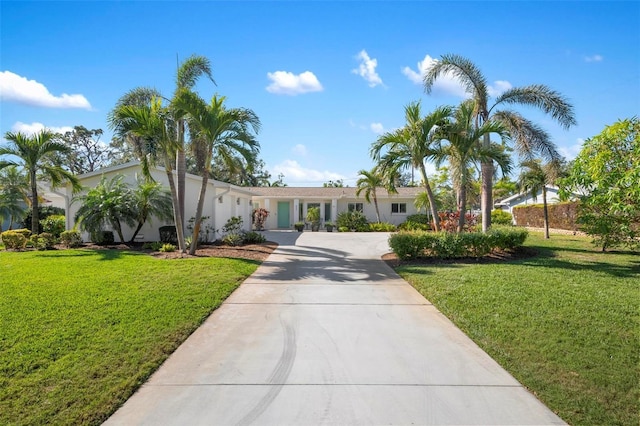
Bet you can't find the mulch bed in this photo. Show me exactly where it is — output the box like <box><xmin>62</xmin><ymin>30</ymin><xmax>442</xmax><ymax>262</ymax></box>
<box><xmin>382</xmin><ymin>246</ymin><xmax>539</xmax><ymax>268</ymax></box>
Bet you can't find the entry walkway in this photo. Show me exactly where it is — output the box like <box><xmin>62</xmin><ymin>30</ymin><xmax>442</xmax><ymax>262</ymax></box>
<box><xmin>105</xmin><ymin>231</ymin><xmax>565</xmax><ymax>425</ymax></box>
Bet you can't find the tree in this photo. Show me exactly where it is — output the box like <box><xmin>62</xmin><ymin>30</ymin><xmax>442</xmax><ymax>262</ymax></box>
<box><xmin>172</xmin><ymin>90</ymin><xmax>260</xmax><ymax>255</ymax></box>
<box><xmin>323</xmin><ymin>179</ymin><xmax>345</xmax><ymax>188</ymax></box>
<box><xmin>73</xmin><ymin>175</ymin><xmax>137</xmax><ymax>243</ymax></box>
<box><xmin>493</xmin><ymin>177</ymin><xmax>518</xmax><ymax>202</ymax></box>
<box><xmin>355</xmin><ymin>168</ymin><xmax>384</xmax><ymax>223</ymax></box>
<box><xmin>129</xmin><ymin>178</ymin><xmax>174</xmax><ymax>243</ymax></box>
<box><xmin>424</xmin><ymin>54</ymin><xmax>575</xmax><ymax>231</ymax></box>
<box><xmin>434</xmin><ymin>101</ymin><xmax>511</xmax><ymax>232</ymax></box>
<box><xmin>1</xmin><ymin>130</ymin><xmax>81</xmax><ymax>234</ymax></box>
<box><xmin>269</xmin><ymin>173</ymin><xmax>287</xmax><ymax>187</ymax></box>
<box><xmin>371</xmin><ymin>102</ymin><xmax>452</xmax><ymax>231</ymax></box>
<box><xmin>561</xmin><ymin>118</ymin><xmax>640</xmax><ymax>251</ymax></box>
<box><xmin>0</xmin><ymin>166</ymin><xmax>29</xmax><ymax>231</ymax></box>
<box><xmin>51</xmin><ymin>126</ymin><xmax>109</xmax><ymax>174</ymax></box>
<box><xmin>518</xmin><ymin>158</ymin><xmax>564</xmax><ymax>239</ymax></box>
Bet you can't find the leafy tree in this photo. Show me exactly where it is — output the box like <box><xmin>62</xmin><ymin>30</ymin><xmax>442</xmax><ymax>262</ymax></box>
<box><xmin>561</xmin><ymin>117</ymin><xmax>640</xmax><ymax>251</ymax></box>
<box><xmin>172</xmin><ymin>90</ymin><xmax>260</xmax><ymax>255</ymax></box>
<box><xmin>50</xmin><ymin>126</ymin><xmax>109</xmax><ymax>174</ymax></box>
<box><xmin>493</xmin><ymin>177</ymin><xmax>518</xmax><ymax>202</ymax></box>
<box><xmin>323</xmin><ymin>179</ymin><xmax>345</xmax><ymax>188</ymax></box>
<box><xmin>269</xmin><ymin>173</ymin><xmax>287</xmax><ymax>187</ymax></box>
<box><xmin>73</xmin><ymin>175</ymin><xmax>137</xmax><ymax>243</ymax></box>
<box><xmin>371</xmin><ymin>102</ymin><xmax>452</xmax><ymax>231</ymax></box>
<box><xmin>0</xmin><ymin>166</ymin><xmax>29</xmax><ymax>231</ymax></box>
<box><xmin>1</xmin><ymin>130</ymin><xmax>81</xmax><ymax>234</ymax></box>
<box><xmin>434</xmin><ymin>101</ymin><xmax>511</xmax><ymax>232</ymax></box>
<box><xmin>129</xmin><ymin>179</ymin><xmax>174</xmax><ymax>243</ymax></box>
<box><xmin>424</xmin><ymin>54</ymin><xmax>575</xmax><ymax>231</ymax></box>
<box><xmin>355</xmin><ymin>168</ymin><xmax>384</xmax><ymax>223</ymax></box>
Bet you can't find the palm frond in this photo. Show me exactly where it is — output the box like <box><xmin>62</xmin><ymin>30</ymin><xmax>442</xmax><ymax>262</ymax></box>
<box><xmin>423</xmin><ymin>54</ymin><xmax>488</xmax><ymax>112</ymax></box>
<box><xmin>493</xmin><ymin>110</ymin><xmax>560</xmax><ymax>161</ymax></box>
<box><xmin>176</xmin><ymin>54</ymin><xmax>215</xmax><ymax>90</ymax></box>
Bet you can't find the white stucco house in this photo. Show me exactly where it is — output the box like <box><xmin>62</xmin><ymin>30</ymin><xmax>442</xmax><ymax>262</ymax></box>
<box><xmin>494</xmin><ymin>185</ymin><xmax>565</xmax><ymax>216</ymax></box>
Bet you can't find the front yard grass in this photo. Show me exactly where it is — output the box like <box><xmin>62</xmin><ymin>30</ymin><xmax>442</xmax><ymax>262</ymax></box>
<box><xmin>396</xmin><ymin>232</ymin><xmax>639</xmax><ymax>425</ymax></box>
<box><xmin>0</xmin><ymin>249</ymin><xmax>259</xmax><ymax>425</ymax></box>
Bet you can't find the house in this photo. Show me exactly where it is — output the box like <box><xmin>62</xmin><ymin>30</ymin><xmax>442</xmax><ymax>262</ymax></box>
<box><xmin>64</xmin><ymin>162</ymin><xmax>254</xmax><ymax>242</ymax></box>
<box><xmin>248</xmin><ymin>186</ymin><xmax>424</xmax><ymax>229</ymax></box>
<box><xmin>494</xmin><ymin>185</ymin><xmax>565</xmax><ymax>217</ymax></box>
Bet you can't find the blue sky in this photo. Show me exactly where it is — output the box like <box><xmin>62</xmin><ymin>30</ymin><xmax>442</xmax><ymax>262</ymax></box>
<box><xmin>2</xmin><ymin>1</ymin><xmax>639</xmax><ymax>186</ymax></box>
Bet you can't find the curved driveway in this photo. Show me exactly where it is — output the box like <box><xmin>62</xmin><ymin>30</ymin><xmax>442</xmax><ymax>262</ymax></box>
<box><xmin>105</xmin><ymin>231</ymin><xmax>564</xmax><ymax>425</ymax></box>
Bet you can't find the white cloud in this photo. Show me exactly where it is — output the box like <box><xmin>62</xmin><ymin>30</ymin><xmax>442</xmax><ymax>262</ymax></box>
<box><xmin>0</xmin><ymin>70</ymin><xmax>91</xmax><ymax>109</ymax></box>
<box><xmin>370</xmin><ymin>122</ymin><xmax>384</xmax><ymax>134</ymax></box>
<box><xmin>292</xmin><ymin>144</ymin><xmax>308</xmax><ymax>156</ymax></box>
<box><xmin>584</xmin><ymin>54</ymin><xmax>603</xmax><ymax>63</ymax></box>
<box><xmin>402</xmin><ymin>54</ymin><xmax>468</xmax><ymax>98</ymax></box>
<box><xmin>11</xmin><ymin>121</ymin><xmax>74</xmax><ymax>136</ymax></box>
<box><xmin>487</xmin><ymin>80</ymin><xmax>513</xmax><ymax>97</ymax></box>
<box><xmin>352</xmin><ymin>50</ymin><xmax>384</xmax><ymax>88</ymax></box>
<box><xmin>558</xmin><ymin>138</ymin><xmax>585</xmax><ymax>160</ymax></box>
<box><xmin>266</xmin><ymin>70</ymin><xmax>323</xmax><ymax>95</ymax></box>
<box><xmin>272</xmin><ymin>159</ymin><xmax>345</xmax><ymax>185</ymax></box>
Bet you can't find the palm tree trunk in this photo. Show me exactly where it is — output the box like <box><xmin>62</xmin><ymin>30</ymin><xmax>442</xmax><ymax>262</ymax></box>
<box><xmin>419</xmin><ymin>164</ymin><xmax>440</xmax><ymax>232</ymax></box>
<box><xmin>113</xmin><ymin>220</ymin><xmax>126</xmax><ymax>243</ymax></box>
<box><xmin>481</xmin><ymin>134</ymin><xmax>493</xmax><ymax>233</ymax></box>
<box><xmin>542</xmin><ymin>187</ymin><xmax>550</xmax><ymax>239</ymax></box>
<box><xmin>129</xmin><ymin>221</ymin><xmax>145</xmax><ymax>243</ymax></box>
<box><xmin>30</xmin><ymin>169</ymin><xmax>38</xmax><ymax>235</ymax></box>
<box><xmin>164</xmin><ymin>161</ymin><xmax>186</xmax><ymax>253</ymax></box>
<box><xmin>177</xmin><ymin>120</ymin><xmax>186</xmax><ymax>240</ymax></box>
<box><xmin>457</xmin><ymin>185</ymin><xmax>467</xmax><ymax>233</ymax></box>
<box><xmin>189</xmin><ymin>172</ymin><xmax>209</xmax><ymax>255</ymax></box>
<box><xmin>373</xmin><ymin>190</ymin><xmax>381</xmax><ymax>223</ymax></box>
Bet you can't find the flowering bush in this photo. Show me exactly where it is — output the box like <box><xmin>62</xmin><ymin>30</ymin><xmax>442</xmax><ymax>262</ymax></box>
<box><xmin>438</xmin><ymin>211</ymin><xmax>478</xmax><ymax>233</ymax></box>
<box><xmin>252</xmin><ymin>208</ymin><xmax>269</xmax><ymax>230</ymax></box>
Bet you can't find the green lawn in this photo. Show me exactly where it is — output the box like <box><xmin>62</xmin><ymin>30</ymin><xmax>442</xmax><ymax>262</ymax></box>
<box><xmin>396</xmin><ymin>232</ymin><xmax>639</xmax><ymax>425</ymax></box>
<box><xmin>0</xmin><ymin>249</ymin><xmax>259</xmax><ymax>425</ymax></box>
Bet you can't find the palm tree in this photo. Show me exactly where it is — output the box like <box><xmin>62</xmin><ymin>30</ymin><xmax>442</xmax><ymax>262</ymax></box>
<box><xmin>371</xmin><ymin>102</ymin><xmax>452</xmax><ymax>231</ymax></box>
<box><xmin>0</xmin><ymin>166</ymin><xmax>29</xmax><ymax>231</ymax></box>
<box><xmin>129</xmin><ymin>178</ymin><xmax>174</xmax><ymax>243</ymax></box>
<box><xmin>111</xmin><ymin>98</ymin><xmax>188</xmax><ymax>252</ymax></box>
<box><xmin>424</xmin><ymin>54</ymin><xmax>576</xmax><ymax>231</ymax></box>
<box><xmin>518</xmin><ymin>158</ymin><xmax>564</xmax><ymax>239</ymax></box>
<box><xmin>355</xmin><ymin>168</ymin><xmax>384</xmax><ymax>223</ymax></box>
<box><xmin>172</xmin><ymin>89</ymin><xmax>260</xmax><ymax>255</ymax></box>
<box><xmin>434</xmin><ymin>101</ymin><xmax>512</xmax><ymax>232</ymax></box>
<box><xmin>1</xmin><ymin>130</ymin><xmax>81</xmax><ymax>234</ymax></box>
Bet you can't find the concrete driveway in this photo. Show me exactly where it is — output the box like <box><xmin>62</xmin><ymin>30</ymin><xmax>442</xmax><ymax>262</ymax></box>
<box><xmin>105</xmin><ymin>231</ymin><xmax>564</xmax><ymax>425</ymax></box>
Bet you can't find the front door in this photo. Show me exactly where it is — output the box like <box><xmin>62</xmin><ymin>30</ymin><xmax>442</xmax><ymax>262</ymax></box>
<box><xmin>277</xmin><ymin>201</ymin><xmax>290</xmax><ymax>228</ymax></box>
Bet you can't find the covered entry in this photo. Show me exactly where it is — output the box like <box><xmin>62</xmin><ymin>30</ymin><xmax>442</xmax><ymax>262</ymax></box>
<box><xmin>277</xmin><ymin>201</ymin><xmax>290</xmax><ymax>228</ymax></box>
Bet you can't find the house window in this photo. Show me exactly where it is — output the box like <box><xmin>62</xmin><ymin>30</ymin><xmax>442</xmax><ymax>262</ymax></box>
<box><xmin>324</xmin><ymin>203</ymin><xmax>331</xmax><ymax>221</ymax></box>
<box><xmin>348</xmin><ymin>203</ymin><xmax>363</xmax><ymax>212</ymax></box>
<box><xmin>391</xmin><ymin>203</ymin><xmax>407</xmax><ymax>214</ymax></box>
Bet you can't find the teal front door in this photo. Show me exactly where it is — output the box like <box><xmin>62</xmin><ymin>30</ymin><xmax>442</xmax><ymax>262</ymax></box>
<box><xmin>277</xmin><ymin>202</ymin><xmax>290</xmax><ymax>228</ymax></box>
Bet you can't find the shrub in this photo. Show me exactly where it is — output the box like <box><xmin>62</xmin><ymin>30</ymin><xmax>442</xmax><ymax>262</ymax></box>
<box><xmin>12</xmin><ymin>228</ymin><xmax>32</xmax><ymax>239</ymax></box>
<box><xmin>159</xmin><ymin>243</ymin><xmax>176</xmax><ymax>252</ymax></box>
<box><xmin>159</xmin><ymin>225</ymin><xmax>177</xmax><ymax>244</ymax></box>
<box><xmin>252</xmin><ymin>208</ymin><xmax>269</xmax><ymax>230</ymax></box>
<box><xmin>90</xmin><ymin>231</ymin><xmax>115</xmax><ymax>245</ymax></box>
<box><xmin>222</xmin><ymin>216</ymin><xmax>243</xmax><ymax>235</ymax></box>
<box><xmin>336</xmin><ymin>211</ymin><xmax>368</xmax><ymax>231</ymax></box>
<box><xmin>30</xmin><ymin>233</ymin><xmax>56</xmax><ymax>250</ymax></box>
<box><xmin>438</xmin><ymin>212</ymin><xmax>478</xmax><ymax>233</ymax></box>
<box><xmin>41</xmin><ymin>215</ymin><xmax>66</xmax><ymax>237</ymax></box>
<box><xmin>60</xmin><ymin>230</ymin><xmax>83</xmax><ymax>248</ymax></box>
<box><xmin>369</xmin><ymin>222</ymin><xmax>397</xmax><ymax>232</ymax></box>
<box><xmin>243</xmin><ymin>231</ymin><xmax>266</xmax><ymax>244</ymax></box>
<box><xmin>222</xmin><ymin>233</ymin><xmax>243</xmax><ymax>247</ymax></box>
<box><xmin>338</xmin><ymin>226</ymin><xmax>349</xmax><ymax>232</ymax></box>
<box><xmin>406</xmin><ymin>214</ymin><xmax>430</xmax><ymax>224</ymax></box>
<box><xmin>1</xmin><ymin>230</ymin><xmax>28</xmax><ymax>250</ymax></box>
<box><xmin>21</xmin><ymin>206</ymin><xmax>65</xmax><ymax>233</ymax></box>
<box><xmin>142</xmin><ymin>241</ymin><xmax>164</xmax><ymax>251</ymax></box>
<box><xmin>491</xmin><ymin>209</ymin><xmax>513</xmax><ymax>226</ymax></box>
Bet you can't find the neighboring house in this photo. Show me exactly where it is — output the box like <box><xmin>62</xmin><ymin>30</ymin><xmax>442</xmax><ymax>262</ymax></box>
<box><xmin>494</xmin><ymin>185</ymin><xmax>566</xmax><ymax>216</ymax></box>
<box><xmin>64</xmin><ymin>162</ymin><xmax>254</xmax><ymax>242</ymax></box>
<box><xmin>248</xmin><ymin>186</ymin><xmax>424</xmax><ymax>229</ymax></box>
<box><xmin>0</xmin><ymin>183</ymin><xmax>66</xmax><ymax>231</ymax></box>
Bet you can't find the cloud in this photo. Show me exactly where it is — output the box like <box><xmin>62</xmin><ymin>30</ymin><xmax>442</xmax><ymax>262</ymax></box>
<box><xmin>271</xmin><ymin>159</ymin><xmax>345</xmax><ymax>185</ymax></box>
<box><xmin>0</xmin><ymin>70</ymin><xmax>91</xmax><ymax>109</ymax></box>
<box><xmin>352</xmin><ymin>50</ymin><xmax>384</xmax><ymax>88</ymax></box>
<box><xmin>487</xmin><ymin>80</ymin><xmax>513</xmax><ymax>97</ymax></box>
<box><xmin>370</xmin><ymin>122</ymin><xmax>384</xmax><ymax>134</ymax></box>
<box><xmin>10</xmin><ymin>121</ymin><xmax>74</xmax><ymax>136</ymax></box>
<box><xmin>584</xmin><ymin>54</ymin><xmax>603</xmax><ymax>63</ymax></box>
<box><xmin>402</xmin><ymin>55</ymin><xmax>468</xmax><ymax>98</ymax></box>
<box><xmin>558</xmin><ymin>138</ymin><xmax>585</xmax><ymax>160</ymax></box>
<box><xmin>292</xmin><ymin>144</ymin><xmax>308</xmax><ymax>156</ymax></box>
<box><xmin>266</xmin><ymin>71</ymin><xmax>323</xmax><ymax>95</ymax></box>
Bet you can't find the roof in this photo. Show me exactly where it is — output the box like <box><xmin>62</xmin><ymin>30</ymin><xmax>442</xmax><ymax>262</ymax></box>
<box><xmin>247</xmin><ymin>186</ymin><xmax>424</xmax><ymax>199</ymax></box>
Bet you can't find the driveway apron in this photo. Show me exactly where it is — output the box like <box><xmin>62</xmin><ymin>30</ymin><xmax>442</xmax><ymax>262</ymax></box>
<box><xmin>105</xmin><ymin>231</ymin><xmax>565</xmax><ymax>425</ymax></box>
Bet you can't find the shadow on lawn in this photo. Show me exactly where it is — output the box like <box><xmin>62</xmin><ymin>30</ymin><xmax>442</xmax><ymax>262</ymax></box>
<box><xmin>34</xmin><ymin>249</ymin><xmax>146</xmax><ymax>261</ymax></box>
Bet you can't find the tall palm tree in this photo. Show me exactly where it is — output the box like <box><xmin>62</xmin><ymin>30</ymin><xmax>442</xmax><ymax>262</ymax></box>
<box><xmin>111</xmin><ymin>98</ymin><xmax>188</xmax><ymax>252</ymax></box>
<box><xmin>355</xmin><ymin>168</ymin><xmax>384</xmax><ymax>223</ymax></box>
<box><xmin>1</xmin><ymin>130</ymin><xmax>81</xmax><ymax>234</ymax></box>
<box><xmin>172</xmin><ymin>89</ymin><xmax>260</xmax><ymax>255</ymax></box>
<box><xmin>0</xmin><ymin>166</ymin><xmax>29</xmax><ymax>231</ymax></box>
<box><xmin>371</xmin><ymin>102</ymin><xmax>452</xmax><ymax>231</ymax></box>
<box><xmin>434</xmin><ymin>101</ymin><xmax>512</xmax><ymax>232</ymax></box>
<box><xmin>424</xmin><ymin>54</ymin><xmax>576</xmax><ymax>231</ymax></box>
<box><xmin>518</xmin><ymin>158</ymin><xmax>564</xmax><ymax>239</ymax></box>
<box><xmin>129</xmin><ymin>178</ymin><xmax>174</xmax><ymax>243</ymax></box>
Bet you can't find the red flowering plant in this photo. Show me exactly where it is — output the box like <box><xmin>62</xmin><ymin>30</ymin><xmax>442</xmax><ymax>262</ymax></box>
<box><xmin>252</xmin><ymin>208</ymin><xmax>269</xmax><ymax>231</ymax></box>
<box><xmin>438</xmin><ymin>211</ymin><xmax>478</xmax><ymax>233</ymax></box>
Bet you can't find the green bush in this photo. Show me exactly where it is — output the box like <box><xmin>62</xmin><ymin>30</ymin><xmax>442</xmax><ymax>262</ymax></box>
<box><xmin>30</xmin><ymin>233</ymin><xmax>56</xmax><ymax>250</ymax></box>
<box><xmin>1</xmin><ymin>230</ymin><xmax>28</xmax><ymax>250</ymax></box>
<box><xmin>90</xmin><ymin>230</ymin><xmax>115</xmax><ymax>245</ymax></box>
<box><xmin>142</xmin><ymin>241</ymin><xmax>164</xmax><ymax>251</ymax></box>
<box><xmin>243</xmin><ymin>231</ymin><xmax>266</xmax><ymax>244</ymax></box>
<box><xmin>60</xmin><ymin>230</ymin><xmax>83</xmax><ymax>248</ymax></box>
<box><xmin>399</xmin><ymin>214</ymin><xmax>432</xmax><ymax>231</ymax></box>
<box><xmin>491</xmin><ymin>209</ymin><xmax>513</xmax><ymax>225</ymax></box>
<box><xmin>159</xmin><ymin>225</ymin><xmax>177</xmax><ymax>244</ymax></box>
<box><xmin>336</xmin><ymin>211</ymin><xmax>368</xmax><ymax>231</ymax></box>
<box><xmin>159</xmin><ymin>243</ymin><xmax>176</xmax><ymax>252</ymax></box>
<box><xmin>369</xmin><ymin>222</ymin><xmax>397</xmax><ymax>232</ymax></box>
<box><xmin>41</xmin><ymin>215</ymin><xmax>66</xmax><ymax>237</ymax></box>
<box><xmin>222</xmin><ymin>233</ymin><xmax>244</xmax><ymax>247</ymax></box>
<box><xmin>338</xmin><ymin>226</ymin><xmax>349</xmax><ymax>232</ymax></box>
<box><xmin>12</xmin><ymin>228</ymin><xmax>32</xmax><ymax>239</ymax></box>
<box><xmin>388</xmin><ymin>228</ymin><xmax>529</xmax><ymax>260</ymax></box>
<box><xmin>21</xmin><ymin>206</ymin><xmax>65</xmax><ymax>233</ymax></box>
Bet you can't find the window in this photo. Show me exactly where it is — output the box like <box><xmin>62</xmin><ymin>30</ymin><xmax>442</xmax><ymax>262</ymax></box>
<box><xmin>324</xmin><ymin>203</ymin><xmax>331</xmax><ymax>221</ymax></box>
<box><xmin>348</xmin><ymin>203</ymin><xmax>363</xmax><ymax>212</ymax></box>
<box><xmin>391</xmin><ymin>203</ymin><xmax>407</xmax><ymax>214</ymax></box>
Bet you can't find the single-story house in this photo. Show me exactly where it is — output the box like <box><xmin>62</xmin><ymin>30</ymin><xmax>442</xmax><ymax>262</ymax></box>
<box><xmin>63</xmin><ymin>162</ymin><xmax>254</xmax><ymax>242</ymax></box>
<box><xmin>494</xmin><ymin>185</ymin><xmax>564</xmax><ymax>216</ymax></box>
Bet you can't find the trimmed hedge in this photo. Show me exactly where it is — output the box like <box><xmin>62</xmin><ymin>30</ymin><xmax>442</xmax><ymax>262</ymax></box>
<box><xmin>60</xmin><ymin>230</ymin><xmax>83</xmax><ymax>248</ymax></box>
<box><xmin>369</xmin><ymin>222</ymin><xmax>397</xmax><ymax>232</ymax></box>
<box><xmin>1</xmin><ymin>230</ymin><xmax>28</xmax><ymax>250</ymax></box>
<box><xmin>388</xmin><ymin>227</ymin><xmax>528</xmax><ymax>260</ymax></box>
<box><xmin>513</xmin><ymin>201</ymin><xmax>579</xmax><ymax>230</ymax></box>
